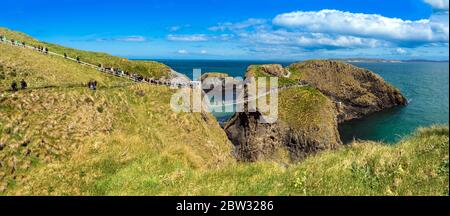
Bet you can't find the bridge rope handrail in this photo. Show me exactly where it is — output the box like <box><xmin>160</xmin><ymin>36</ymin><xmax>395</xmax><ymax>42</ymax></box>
<box><xmin>207</xmin><ymin>83</ymin><xmax>307</xmax><ymax>108</ymax></box>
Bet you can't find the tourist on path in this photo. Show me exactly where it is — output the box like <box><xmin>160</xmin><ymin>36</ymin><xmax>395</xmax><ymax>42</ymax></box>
<box><xmin>20</xmin><ymin>79</ymin><xmax>28</xmax><ymax>89</ymax></box>
<box><xmin>11</xmin><ymin>81</ymin><xmax>18</xmax><ymax>91</ymax></box>
<box><xmin>88</xmin><ymin>80</ymin><xmax>97</xmax><ymax>90</ymax></box>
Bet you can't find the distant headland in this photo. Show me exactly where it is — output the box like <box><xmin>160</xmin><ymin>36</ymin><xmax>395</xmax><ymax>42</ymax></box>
<box><xmin>329</xmin><ymin>58</ymin><xmax>449</xmax><ymax>63</ymax></box>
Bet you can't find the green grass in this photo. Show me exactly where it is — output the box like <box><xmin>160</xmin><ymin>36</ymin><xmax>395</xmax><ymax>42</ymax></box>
<box><xmin>199</xmin><ymin>72</ymin><xmax>230</xmax><ymax>80</ymax></box>
<box><xmin>5</xmin><ymin>123</ymin><xmax>446</xmax><ymax>195</ymax></box>
<box><xmin>278</xmin><ymin>86</ymin><xmax>333</xmax><ymax>129</ymax></box>
<box><xmin>94</xmin><ymin>125</ymin><xmax>449</xmax><ymax>196</ymax></box>
<box><xmin>288</xmin><ymin>60</ymin><xmax>404</xmax><ymax>107</ymax></box>
<box><xmin>247</xmin><ymin>65</ymin><xmax>298</xmax><ymax>87</ymax></box>
<box><xmin>0</xmin><ymin>43</ymin><xmax>131</xmax><ymax>91</ymax></box>
<box><xmin>1</xmin><ymin>84</ymin><xmax>232</xmax><ymax>195</ymax></box>
<box><xmin>0</xmin><ymin>28</ymin><xmax>171</xmax><ymax>79</ymax></box>
<box><xmin>0</xmin><ymin>31</ymin><xmax>232</xmax><ymax>194</ymax></box>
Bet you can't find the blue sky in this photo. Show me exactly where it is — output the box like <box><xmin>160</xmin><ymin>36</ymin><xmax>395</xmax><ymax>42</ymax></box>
<box><xmin>1</xmin><ymin>0</ymin><xmax>448</xmax><ymax>60</ymax></box>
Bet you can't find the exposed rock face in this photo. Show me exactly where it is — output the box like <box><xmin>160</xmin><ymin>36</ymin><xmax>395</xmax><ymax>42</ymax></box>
<box><xmin>224</xmin><ymin>87</ymin><xmax>342</xmax><ymax>162</ymax></box>
<box><xmin>224</xmin><ymin>60</ymin><xmax>407</xmax><ymax>162</ymax></box>
<box><xmin>200</xmin><ymin>72</ymin><xmax>241</xmax><ymax>94</ymax></box>
<box><xmin>289</xmin><ymin>60</ymin><xmax>408</xmax><ymax>122</ymax></box>
<box><xmin>260</xmin><ymin>64</ymin><xmax>288</xmax><ymax>77</ymax></box>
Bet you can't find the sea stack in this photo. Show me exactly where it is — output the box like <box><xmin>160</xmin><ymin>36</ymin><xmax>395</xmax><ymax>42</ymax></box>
<box><xmin>224</xmin><ymin>60</ymin><xmax>408</xmax><ymax>162</ymax></box>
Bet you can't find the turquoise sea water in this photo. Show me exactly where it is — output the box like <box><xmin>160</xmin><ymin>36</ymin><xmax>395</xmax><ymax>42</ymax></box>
<box><xmin>340</xmin><ymin>62</ymin><xmax>449</xmax><ymax>143</ymax></box>
<box><xmin>158</xmin><ymin>60</ymin><xmax>449</xmax><ymax>143</ymax></box>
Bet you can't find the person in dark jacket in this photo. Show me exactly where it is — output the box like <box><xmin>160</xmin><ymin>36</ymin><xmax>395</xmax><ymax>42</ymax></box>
<box><xmin>20</xmin><ymin>79</ymin><xmax>27</xmax><ymax>89</ymax></box>
<box><xmin>88</xmin><ymin>80</ymin><xmax>98</xmax><ymax>90</ymax></box>
<box><xmin>11</xmin><ymin>80</ymin><xmax>18</xmax><ymax>91</ymax></box>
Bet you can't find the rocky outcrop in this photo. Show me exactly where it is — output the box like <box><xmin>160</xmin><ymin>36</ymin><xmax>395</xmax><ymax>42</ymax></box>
<box><xmin>224</xmin><ymin>60</ymin><xmax>407</xmax><ymax>162</ymax></box>
<box><xmin>260</xmin><ymin>64</ymin><xmax>288</xmax><ymax>77</ymax></box>
<box><xmin>224</xmin><ymin>86</ymin><xmax>341</xmax><ymax>162</ymax></box>
<box><xmin>289</xmin><ymin>60</ymin><xmax>408</xmax><ymax>122</ymax></box>
<box><xmin>200</xmin><ymin>72</ymin><xmax>241</xmax><ymax>96</ymax></box>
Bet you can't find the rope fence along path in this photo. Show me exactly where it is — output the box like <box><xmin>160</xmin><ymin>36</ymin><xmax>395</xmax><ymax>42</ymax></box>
<box><xmin>0</xmin><ymin>37</ymin><xmax>193</xmax><ymax>88</ymax></box>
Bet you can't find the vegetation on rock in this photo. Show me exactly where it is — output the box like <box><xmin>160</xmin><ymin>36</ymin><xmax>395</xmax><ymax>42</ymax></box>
<box><xmin>288</xmin><ymin>60</ymin><xmax>408</xmax><ymax>122</ymax></box>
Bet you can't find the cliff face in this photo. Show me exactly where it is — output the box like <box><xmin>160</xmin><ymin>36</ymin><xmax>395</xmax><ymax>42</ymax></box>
<box><xmin>259</xmin><ymin>64</ymin><xmax>288</xmax><ymax>77</ymax></box>
<box><xmin>224</xmin><ymin>61</ymin><xmax>407</xmax><ymax>162</ymax></box>
<box><xmin>200</xmin><ymin>72</ymin><xmax>240</xmax><ymax>94</ymax></box>
<box><xmin>289</xmin><ymin>60</ymin><xmax>408</xmax><ymax>122</ymax></box>
<box><xmin>224</xmin><ymin>78</ymin><xmax>342</xmax><ymax>162</ymax></box>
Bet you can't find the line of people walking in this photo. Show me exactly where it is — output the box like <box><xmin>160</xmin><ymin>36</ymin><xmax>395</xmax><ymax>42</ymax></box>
<box><xmin>10</xmin><ymin>79</ymin><xmax>28</xmax><ymax>91</ymax></box>
<box><xmin>1</xmin><ymin>34</ymin><xmax>195</xmax><ymax>89</ymax></box>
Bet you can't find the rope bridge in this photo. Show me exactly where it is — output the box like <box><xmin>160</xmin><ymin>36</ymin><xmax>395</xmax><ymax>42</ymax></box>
<box><xmin>1</xmin><ymin>36</ymin><xmax>307</xmax><ymax>107</ymax></box>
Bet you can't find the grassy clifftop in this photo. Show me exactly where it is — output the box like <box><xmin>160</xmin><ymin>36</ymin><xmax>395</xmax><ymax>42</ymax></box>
<box><xmin>246</xmin><ymin>61</ymin><xmax>407</xmax><ymax>122</ymax></box>
<box><xmin>1</xmin><ymin>84</ymin><xmax>233</xmax><ymax>195</ymax></box>
<box><xmin>0</xmin><ymin>42</ymin><xmax>131</xmax><ymax>90</ymax></box>
<box><xmin>199</xmin><ymin>72</ymin><xmax>230</xmax><ymax>81</ymax></box>
<box><xmin>0</xmin><ymin>28</ymin><xmax>171</xmax><ymax>79</ymax></box>
<box><xmin>0</xmin><ymin>32</ymin><xmax>232</xmax><ymax>194</ymax></box>
<box><xmin>289</xmin><ymin>60</ymin><xmax>407</xmax><ymax>121</ymax></box>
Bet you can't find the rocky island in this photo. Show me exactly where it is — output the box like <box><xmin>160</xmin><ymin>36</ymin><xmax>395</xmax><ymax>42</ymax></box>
<box><xmin>225</xmin><ymin>61</ymin><xmax>408</xmax><ymax>162</ymax></box>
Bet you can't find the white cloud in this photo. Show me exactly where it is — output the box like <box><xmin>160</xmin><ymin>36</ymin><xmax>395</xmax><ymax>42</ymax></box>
<box><xmin>239</xmin><ymin>29</ymin><xmax>387</xmax><ymax>49</ymax></box>
<box><xmin>177</xmin><ymin>49</ymin><xmax>188</xmax><ymax>54</ymax></box>
<box><xmin>430</xmin><ymin>11</ymin><xmax>449</xmax><ymax>37</ymax></box>
<box><xmin>168</xmin><ymin>24</ymin><xmax>191</xmax><ymax>32</ymax></box>
<box><xmin>169</xmin><ymin>26</ymin><xmax>181</xmax><ymax>32</ymax></box>
<box><xmin>167</xmin><ymin>34</ymin><xmax>209</xmax><ymax>42</ymax></box>
<box><xmin>209</xmin><ymin>18</ymin><xmax>267</xmax><ymax>31</ymax></box>
<box><xmin>424</xmin><ymin>0</ymin><xmax>449</xmax><ymax>10</ymax></box>
<box><xmin>116</xmin><ymin>36</ymin><xmax>147</xmax><ymax>42</ymax></box>
<box><xmin>96</xmin><ymin>36</ymin><xmax>147</xmax><ymax>42</ymax></box>
<box><xmin>200</xmin><ymin>50</ymin><xmax>207</xmax><ymax>54</ymax></box>
<box><xmin>167</xmin><ymin>34</ymin><xmax>233</xmax><ymax>42</ymax></box>
<box><xmin>273</xmin><ymin>9</ymin><xmax>448</xmax><ymax>44</ymax></box>
<box><xmin>396</xmin><ymin>48</ymin><xmax>407</xmax><ymax>54</ymax></box>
